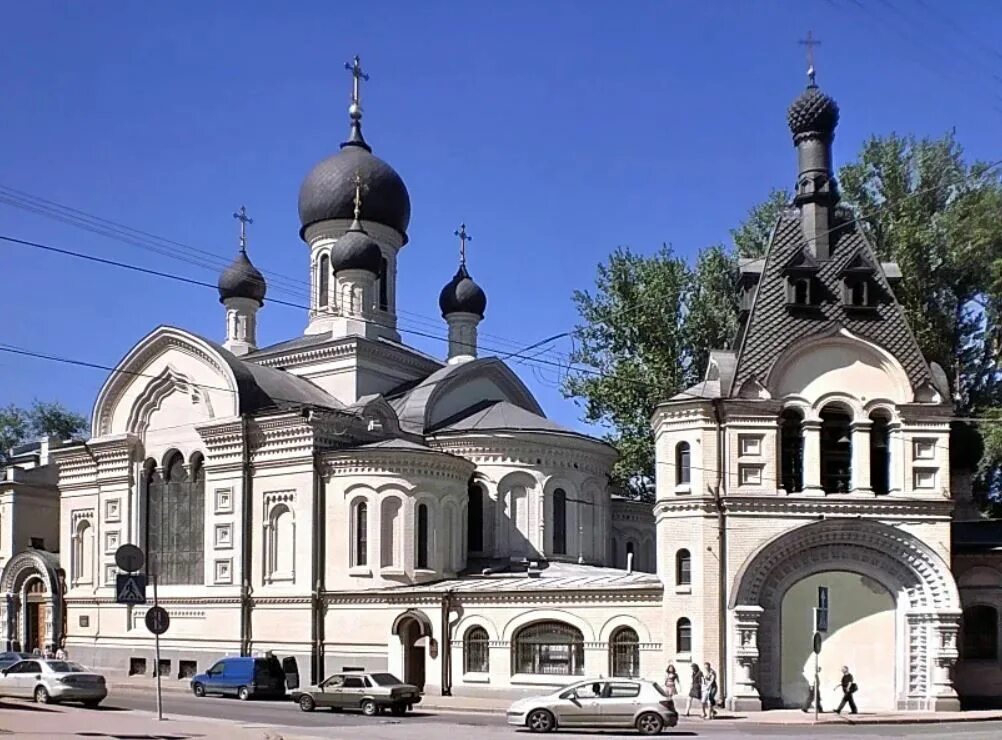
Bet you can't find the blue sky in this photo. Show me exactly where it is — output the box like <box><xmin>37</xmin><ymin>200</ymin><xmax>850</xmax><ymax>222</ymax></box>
<box><xmin>2</xmin><ymin>1</ymin><xmax>1000</xmax><ymax>434</ymax></box>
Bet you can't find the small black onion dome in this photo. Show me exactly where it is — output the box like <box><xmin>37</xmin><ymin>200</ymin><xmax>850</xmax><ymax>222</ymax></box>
<box><xmin>218</xmin><ymin>250</ymin><xmax>266</xmax><ymax>304</ymax></box>
<box><xmin>330</xmin><ymin>223</ymin><xmax>383</xmax><ymax>273</ymax></box>
<box><xmin>439</xmin><ymin>264</ymin><xmax>487</xmax><ymax>318</ymax></box>
<box><xmin>787</xmin><ymin>85</ymin><xmax>840</xmax><ymax>137</ymax></box>
<box><xmin>297</xmin><ymin>134</ymin><xmax>411</xmax><ymax>240</ymax></box>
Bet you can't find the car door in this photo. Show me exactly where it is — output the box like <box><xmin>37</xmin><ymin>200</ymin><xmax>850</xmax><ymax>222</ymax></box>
<box><xmin>557</xmin><ymin>681</ymin><xmax>606</xmax><ymax>726</ymax></box>
<box><xmin>601</xmin><ymin>681</ymin><xmax>642</xmax><ymax>727</ymax></box>
<box><xmin>321</xmin><ymin>675</ymin><xmax>346</xmax><ymax>708</ymax></box>
<box><xmin>0</xmin><ymin>660</ymin><xmax>25</xmax><ymax>698</ymax></box>
<box><xmin>340</xmin><ymin>675</ymin><xmax>366</xmax><ymax>709</ymax></box>
<box><xmin>16</xmin><ymin>660</ymin><xmax>42</xmax><ymax>699</ymax></box>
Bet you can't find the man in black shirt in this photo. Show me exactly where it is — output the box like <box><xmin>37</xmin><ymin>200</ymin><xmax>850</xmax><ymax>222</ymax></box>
<box><xmin>835</xmin><ymin>665</ymin><xmax>858</xmax><ymax>714</ymax></box>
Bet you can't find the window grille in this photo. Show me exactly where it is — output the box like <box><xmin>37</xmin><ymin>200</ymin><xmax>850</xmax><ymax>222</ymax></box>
<box><xmin>464</xmin><ymin>626</ymin><xmax>490</xmax><ymax>673</ymax></box>
<box><xmin>146</xmin><ymin>452</ymin><xmax>204</xmax><ymax>585</ymax></box>
<box><xmin>609</xmin><ymin>627</ymin><xmax>640</xmax><ymax>677</ymax></box>
<box><xmin>512</xmin><ymin>621</ymin><xmax>584</xmax><ymax>676</ymax></box>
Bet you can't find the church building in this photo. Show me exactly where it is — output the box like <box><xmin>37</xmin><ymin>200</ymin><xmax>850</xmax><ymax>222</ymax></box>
<box><xmin>7</xmin><ymin>58</ymin><xmax>998</xmax><ymax>709</ymax></box>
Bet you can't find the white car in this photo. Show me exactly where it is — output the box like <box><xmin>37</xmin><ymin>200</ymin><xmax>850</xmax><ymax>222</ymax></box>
<box><xmin>506</xmin><ymin>678</ymin><xmax>678</xmax><ymax>734</ymax></box>
<box><xmin>0</xmin><ymin>658</ymin><xmax>107</xmax><ymax>707</ymax></box>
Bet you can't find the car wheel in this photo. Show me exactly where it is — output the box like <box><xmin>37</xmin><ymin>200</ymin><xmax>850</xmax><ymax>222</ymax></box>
<box><xmin>33</xmin><ymin>686</ymin><xmax>50</xmax><ymax>704</ymax></box>
<box><xmin>192</xmin><ymin>682</ymin><xmax>205</xmax><ymax>698</ymax></box>
<box><xmin>526</xmin><ymin>709</ymin><xmax>555</xmax><ymax>733</ymax></box>
<box><xmin>237</xmin><ymin>686</ymin><xmax>251</xmax><ymax>701</ymax></box>
<box><xmin>361</xmin><ymin>699</ymin><xmax>378</xmax><ymax>716</ymax></box>
<box><xmin>299</xmin><ymin>695</ymin><xmax>316</xmax><ymax>712</ymax></box>
<box><xmin>636</xmin><ymin>711</ymin><xmax>665</xmax><ymax>736</ymax></box>
<box><xmin>82</xmin><ymin>699</ymin><xmax>102</xmax><ymax>709</ymax></box>
<box><xmin>390</xmin><ymin>704</ymin><xmax>406</xmax><ymax>716</ymax></box>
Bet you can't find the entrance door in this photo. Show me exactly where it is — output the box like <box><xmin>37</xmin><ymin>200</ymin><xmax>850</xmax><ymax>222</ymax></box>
<box><xmin>400</xmin><ymin>620</ymin><xmax>426</xmax><ymax>691</ymax></box>
<box><xmin>25</xmin><ymin>603</ymin><xmax>46</xmax><ymax>653</ymax></box>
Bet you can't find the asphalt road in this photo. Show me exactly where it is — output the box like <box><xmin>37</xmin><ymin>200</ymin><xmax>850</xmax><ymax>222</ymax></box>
<box><xmin>100</xmin><ymin>689</ymin><xmax>1002</xmax><ymax>740</ymax></box>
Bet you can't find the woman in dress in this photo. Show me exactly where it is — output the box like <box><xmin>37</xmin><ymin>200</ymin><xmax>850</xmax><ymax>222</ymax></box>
<box><xmin>701</xmin><ymin>662</ymin><xmax>718</xmax><ymax>719</ymax></box>
<box><xmin>664</xmin><ymin>663</ymin><xmax>679</xmax><ymax>699</ymax></box>
<box><xmin>685</xmin><ymin>663</ymin><xmax>703</xmax><ymax>717</ymax></box>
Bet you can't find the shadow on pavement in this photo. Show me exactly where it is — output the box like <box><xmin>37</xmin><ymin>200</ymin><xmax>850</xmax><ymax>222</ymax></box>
<box><xmin>0</xmin><ymin>699</ymin><xmax>60</xmax><ymax>712</ymax></box>
<box><xmin>76</xmin><ymin>734</ymin><xmax>203</xmax><ymax>739</ymax></box>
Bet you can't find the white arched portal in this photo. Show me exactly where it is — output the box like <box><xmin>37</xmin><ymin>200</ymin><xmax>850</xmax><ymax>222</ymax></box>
<box><xmin>727</xmin><ymin>519</ymin><xmax>961</xmax><ymax>712</ymax></box>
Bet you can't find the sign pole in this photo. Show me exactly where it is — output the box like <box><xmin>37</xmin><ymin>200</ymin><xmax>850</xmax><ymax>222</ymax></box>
<box><xmin>153</xmin><ymin>570</ymin><xmax>163</xmax><ymax>721</ymax></box>
<box><xmin>814</xmin><ymin>650</ymin><xmax>819</xmax><ymax>722</ymax></box>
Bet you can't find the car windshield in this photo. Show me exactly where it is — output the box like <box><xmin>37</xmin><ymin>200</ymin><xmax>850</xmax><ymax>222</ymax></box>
<box><xmin>368</xmin><ymin>673</ymin><xmax>403</xmax><ymax>686</ymax></box>
<box><xmin>46</xmin><ymin>661</ymin><xmax>83</xmax><ymax>673</ymax></box>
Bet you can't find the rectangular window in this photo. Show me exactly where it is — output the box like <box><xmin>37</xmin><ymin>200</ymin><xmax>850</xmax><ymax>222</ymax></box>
<box><xmin>914</xmin><ymin>468</ymin><xmax>937</xmax><ymax>489</ymax></box>
<box><xmin>103</xmin><ymin>564</ymin><xmax>117</xmax><ymax>585</ymax></box>
<box><xmin>214</xmin><ymin>558</ymin><xmax>232</xmax><ymax>584</ymax></box>
<box><xmin>214</xmin><ymin>488</ymin><xmax>233</xmax><ymax>514</ymax></box>
<box><xmin>553</xmin><ymin>490</ymin><xmax>567</xmax><ymax>556</ymax></box>
<box><xmin>739</xmin><ymin>465</ymin><xmax>763</xmax><ymax>486</ymax></box>
<box><xmin>214</xmin><ymin>523</ymin><xmax>233</xmax><ymax>549</ymax></box>
<box><xmin>913</xmin><ymin>439</ymin><xmax>936</xmax><ymax>460</ymax></box>
<box><xmin>104</xmin><ymin>530</ymin><xmax>120</xmax><ymax>554</ymax></box>
<box><xmin>739</xmin><ymin>435</ymin><xmax>762</xmax><ymax>456</ymax></box>
<box><xmin>607</xmin><ymin>682</ymin><xmax>641</xmax><ymax>698</ymax></box>
<box><xmin>104</xmin><ymin>498</ymin><xmax>121</xmax><ymax>523</ymax></box>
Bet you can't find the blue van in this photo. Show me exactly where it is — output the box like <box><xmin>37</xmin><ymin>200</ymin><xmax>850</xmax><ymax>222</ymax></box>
<box><xmin>191</xmin><ymin>656</ymin><xmax>286</xmax><ymax>700</ymax></box>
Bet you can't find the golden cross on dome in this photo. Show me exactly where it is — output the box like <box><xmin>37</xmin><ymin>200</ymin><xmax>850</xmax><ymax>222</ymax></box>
<box><xmin>799</xmin><ymin>31</ymin><xmax>821</xmax><ymax>85</ymax></box>
<box><xmin>233</xmin><ymin>205</ymin><xmax>253</xmax><ymax>252</ymax></box>
<box><xmin>344</xmin><ymin>55</ymin><xmax>369</xmax><ymax>108</ymax></box>
<box><xmin>455</xmin><ymin>223</ymin><xmax>472</xmax><ymax>267</ymax></box>
<box><xmin>351</xmin><ymin>171</ymin><xmax>369</xmax><ymax>221</ymax></box>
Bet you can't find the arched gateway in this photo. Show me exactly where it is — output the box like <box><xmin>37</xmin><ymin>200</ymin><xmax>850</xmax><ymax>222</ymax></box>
<box><xmin>727</xmin><ymin>520</ymin><xmax>962</xmax><ymax>711</ymax></box>
<box><xmin>1</xmin><ymin>550</ymin><xmax>64</xmax><ymax>654</ymax></box>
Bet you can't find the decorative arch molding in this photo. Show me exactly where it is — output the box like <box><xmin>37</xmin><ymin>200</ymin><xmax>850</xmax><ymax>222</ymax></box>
<box><xmin>453</xmin><ymin>614</ymin><xmax>500</xmax><ymax>642</ymax></box>
<box><xmin>1</xmin><ymin>550</ymin><xmax>64</xmax><ymax>652</ymax></box>
<box><xmin>496</xmin><ymin>470</ymin><xmax>540</xmax><ymax>495</ymax></box>
<box><xmin>1</xmin><ymin>550</ymin><xmax>62</xmax><ymax>596</ymax></box>
<box><xmin>126</xmin><ymin>365</ymin><xmax>216</xmax><ymax>436</ymax></box>
<box><xmin>92</xmin><ymin>326</ymin><xmax>240</xmax><ymax>436</ymax></box>
<box><xmin>392</xmin><ymin>608</ymin><xmax>434</xmax><ymax>638</ymax></box>
<box><xmin>957</xmin><ymin>566</ymin><xmax>1002</xmax><ymax>589</ymax></box>
<box><xmin>501</xmin><ymin>608</ymin><xmax>596</xmax><ymax>643</ymax></box>
<box><xmin>766</xmin><ymin>327</ymin><xmax>914</xmax><ymax>405</ymax></box>
<box><xmin>598</xmin><ymin>614</ymin><xmax>653</xmax><ymax>644</ymax></box>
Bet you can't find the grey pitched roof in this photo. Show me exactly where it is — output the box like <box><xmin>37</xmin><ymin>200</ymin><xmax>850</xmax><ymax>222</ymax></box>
<box><xmin>671</xmin><ymin>380</ymin><xmax>721</xmax><ymax>401</ymax></box>
<box><xmin>249</xmin><ymin>332</ymin><xmax>334</xmax><ymax>357</ymax></box>
<box><xmin>430</xmin><ymin>400</ymin><xmax>582</xmax><ymax>436</ymax></box>
<box><xmin>731</xmin><ymin>213</ymin><xmax>932</xmax><ymax>394</ymax></box>
<box><xmin>357</xmin><ymin>439</ymin><xmax>436</xmax><ymax>452</ymax></box>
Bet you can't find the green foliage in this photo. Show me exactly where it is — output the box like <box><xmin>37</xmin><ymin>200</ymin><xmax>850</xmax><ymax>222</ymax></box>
<box><xmin>563</xmin><ymin>244</ymin><xmax>736</xmax><ymax>498</ymax></box>
<box><xmin>0</xmin><ymin>400</ymin><xmax>87</xmax><ymax>463</ymax></box>
<box><xmin>730</xmin><ymin>188</ymin><xmax>791</xmax><ymax>258</ymax></box>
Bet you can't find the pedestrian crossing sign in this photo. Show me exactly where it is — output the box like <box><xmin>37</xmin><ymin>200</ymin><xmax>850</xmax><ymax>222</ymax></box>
<box><xmin>116</xmin><ymin>573</ymin><xmax>147</xmax><ymax>605</ymax></box>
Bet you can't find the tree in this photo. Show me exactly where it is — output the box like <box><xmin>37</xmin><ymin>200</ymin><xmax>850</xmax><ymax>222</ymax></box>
<box><xmin>730</xmin><ymin>188</ymin><xmax>790</xmax><ymax>258</ymax></box>
<box><xmin>563</xmin><ymin>244</ymin><xmax>736</xmax><ymax>497</ymax></box>
<box><xmin>0</xmin><ymin>400</ymin><xmax>87</xmax><ymax>464</ymax></box>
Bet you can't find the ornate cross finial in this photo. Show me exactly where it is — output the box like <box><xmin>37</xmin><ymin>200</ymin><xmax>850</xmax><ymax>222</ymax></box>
<box><xmin>454</xmin><ymin>223</ymin><xmax>472</xmax><ymax>267</ymax></box>
<box><xmin>344</xmin><ymin>55</ymin><xmax>369</xmax><ymax>114</ymax></box>
<box><xmin>799</xmin><ymin>31</ymin><xmax>821</xmax><ymax>85</ymax></box>
<box><xmin>350</xmin><ymin>171</ymin><xmax>368</xmax><ymax>222</ymax></box>
<box><xmin>233</xmin><ymin>205</ymin><xmax>253</xmax><ymax>252</ymax></box>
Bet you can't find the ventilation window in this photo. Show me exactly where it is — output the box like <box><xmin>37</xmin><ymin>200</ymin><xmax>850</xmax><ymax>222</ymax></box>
<box><xmin>843</xmin><ymin>278</ymin><xmax>873</xmax><ymax>309</ymax></box>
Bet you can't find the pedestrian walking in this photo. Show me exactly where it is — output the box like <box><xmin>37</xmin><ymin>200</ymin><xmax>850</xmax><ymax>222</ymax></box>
<box><xmin>834</xmin><ymin>666</ymin><xmax>858</xmax><ymax>714</ymax></box>
<box><xmin>701</xmin><ymin>662</ymin><xmax>718</xmax><ymax>718</ymax></box>
<box><xmin>55</xmin><ymin>642</ymin><xmax>67</xmax><ymax>661</ymax></box>
<box><xmin>685</xmin><ymin>663</ymin><xmax>702</xmax><ymax>717</ymax></box>
<box><xmin>664</xmin><ymin>663</ymin><xmax>679</xmax><ymax>699</ymax></box>
<box><xmin>801</xmin><ymin>667</ymin><xmax>823</xmax><ymax>713</ymax></box>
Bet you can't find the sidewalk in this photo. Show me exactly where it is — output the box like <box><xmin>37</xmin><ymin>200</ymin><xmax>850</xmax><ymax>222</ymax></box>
<box><xmin>110</xmin><ymin>677</ymin><xmax>1002</xmax><ymax>725</ymax></box>
<box><xmin>0</xmin><ymin>699</ymin><xmax>313</xmax><ymax>740</ymax></box>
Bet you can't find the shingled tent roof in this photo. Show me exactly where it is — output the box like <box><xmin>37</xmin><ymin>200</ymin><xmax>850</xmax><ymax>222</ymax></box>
<box><xmin>729</xmin><ymin>212</ymin><xmax>932</xmax><ymax>396</ymax></box>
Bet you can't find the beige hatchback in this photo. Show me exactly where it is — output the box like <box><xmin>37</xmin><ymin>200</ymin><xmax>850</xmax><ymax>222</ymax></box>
<box><xmin>506</xmin><ymin>678</ymin><xmax>678</xmax><ymax>734</ymax></box>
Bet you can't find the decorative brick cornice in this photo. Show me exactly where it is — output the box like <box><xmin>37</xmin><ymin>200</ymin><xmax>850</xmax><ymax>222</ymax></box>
<box><xmin>252</xmin><ymin>335</ymin><xmax>441</xmax><ymax>377</ymax></box>
<box><xmin>323</xmin><ymin>447</ymin><xmax>475</xmax><ymax>483</ymax></box>
<box><xmin>324</xmin><ymin>587</ymin><xmax>663</xmax><ymax>607</ymax></box>
<box><xmin>721</xmin><ymin>495</ymin><xmax>953</xmax><ymax>519</ymax></box>
<box><xmin>427</xmin><ymin>437</ymin><xmax>614</xmax><ymax>477</ymax></box>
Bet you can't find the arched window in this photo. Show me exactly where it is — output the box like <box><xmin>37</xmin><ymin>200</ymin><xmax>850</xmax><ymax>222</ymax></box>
<box><xmin>676</xmin><ymin>442</ymin><xmax>691</xmax><ymax>485</ymax></box>
<box><xmin>318</xmin><ymin>254</ymin><xmax>330</xmax><ymax>309</ymax></box>
<box><xmin>266</xmin><ymin>504</ymin><xmax>295</xmax><ymax>581</ymax></box>
<box><xmin>962</xmin><ymin>605</ymin><xmax>999</xmax><ymax>660</ymax></box>
<box><xmin>626</xmin><ymin>541</ymin><xmax>635</xmax><ymax>568</ymax></box>
<box><xmin>146</xmin><ymin>451</ymin><xmax>205</xmax><ymax>584</ymax></box>
<box><xmin>676</xmin><ymin>618</ymin><xmax>692</xmax><ymax>653</ymax></box>
<box><xmin>512</xmin><ymin>621</ymin><xmax>584</xmax><ymax>676</ymax></box>
<box><xmin>467</xmin><ymin>483</ymin><xmax>484</xmax><ymax>554</ymax></box>
<box><xmin>553</xmin><ymin>488</ymin><xmax>567</xmax><ymax>555</ymax></box>
<box><xmin>464</xmin><ymin>626</ymin><xmax>490</xmax><ymax>673</ymax></box>
<box><xmin>609</xmin><ymin>627</ymin><xmax>640</xmax><ymax>678</ymax></box>
<box><xmin>820</xmin><ymin>405</ymin><xmax>852</xmax><ymax>493</ymax></box>
<box><xmin>780</xmin><ymin>408</ymin><xmax>804</xmax><ymax>493</ymax></box>
<box><xmin>417</xmin><ymin>503</ymin><xmax>430</xmax><ymax>569</ymax></box>
<box><xmin>870</xmin><ymin>411</ymin><xmax>891</xmax><ymax>496</ymax></box>
<box><xmin>381</xmin><ymin>498</ymin><xmax>400</xmax><ymax>568</ymax></box>
<box><xmin>378</xmin><ymin>256</ymin><xmax>389</xmax><ymax>311</ymax></box>
<box><xmin>72</xmin><ymin>519</ymin><xmax>94</xmax><ymax>584</ymax></box>
<box><xmin>676</xmin><ymin>548</ymin><xmax>691</xmax><ymax>586</ymax></box>
<box><xmin>353</xmin><ymin>501</ymin><xmax>368</xmax><ymax>567</ymax></box>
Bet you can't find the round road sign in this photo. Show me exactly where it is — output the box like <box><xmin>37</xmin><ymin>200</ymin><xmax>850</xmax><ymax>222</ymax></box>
<box><xmin>145</xmin><ymin>606</ymin><xmax>170</xmax><ymax>635</ymax></box>
<box><xmin>812</xmin><ymin>631</ymin><xmax>823</xmax><ymax>654</ymax></box>
<box><xmin>115</xmin><ymin>544</ymin><xmax>145</xmax><ymax>573</ymax></box>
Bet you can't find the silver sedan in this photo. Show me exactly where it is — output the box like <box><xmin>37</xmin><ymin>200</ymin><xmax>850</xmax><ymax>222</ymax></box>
<box><xmin>0</xmin><ymin>658</ymin><xmax>107</xmax><ymax>706</ymax></box>
<box><xmin>506</xmin><ymin>678</ymin><xmax>678</xmax><ymax>734</ymax></box>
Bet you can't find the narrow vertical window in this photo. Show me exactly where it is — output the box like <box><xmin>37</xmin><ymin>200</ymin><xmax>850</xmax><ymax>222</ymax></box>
<box><xmin>870</xmin><ymin>411</ymin><xmax>891</xmax><ymax>495</ymax></box>
<box><xmin>780</xmin><ymin>409</ymin><xmax>805</xmax><ymax>493</ymax></box>
<box><xmin>553</xmin><ymin>488</ymin><xmax>567</xmax><ymax>555</ymax></box>
<box><xmin>676</xmin><ymin>618</ymin><xmax>692</xmax><ymax>653</ymax></box>
<box><xmin>467</xmin><ymin>483</ymin><xmax>484</xmax><ymax>553</ymax></box>
<box><xmin>417</xmin><ymin>503</ymin><xmax>429</xmax><ymax>569</ymax></box>
<box><xmin>378</xmin><ymin>256</ymin><xmax>389</xmax><ymax>311</ymax></box>
<box><xmin>318</xmin><ymin>254</ymin><xmax>330</xmax><ymax>309</ymax></box>
<box><xmin>821</xmin><ymin>405</ymin><xmax>853</xmax><ymax>493</ymax></box>
<box><xmin>676</xmin><ymin>548</ymin><xmax>692</xmax><ymax>586</ymax></box>
<box><xmin>676</xmin><ymin>442</ymin><xmax>691</xmax><ymax>485</ymax></box>
<box><xmin>355</xmin><ymin>502</ymin><xmax>368</xmax><ymax>567</ymax></box>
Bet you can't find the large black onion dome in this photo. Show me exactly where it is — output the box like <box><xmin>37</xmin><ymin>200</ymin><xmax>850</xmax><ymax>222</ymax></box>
<box><xmin>439</xmin><ymin>264</ymin><xmax>487</xmax><ymax>318</ymax></box>
<box><xmin>218</xmin><ymin>250</ymin><xmax>267</xmax><ymax>304</ymax></box>
<box><xmin>787</xmin><ymin>84</ymin><xmax>840</xmax><ymax>137</ymax></box>
<box><xmin>298</xmin><ymin>133</ymin><xmax>411</xmax><ymax>240</ymax></box>
<box><xmin>330</xmin><ymin>222</ymin><xmax>383</xmax><ymax>273</ymax></box>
